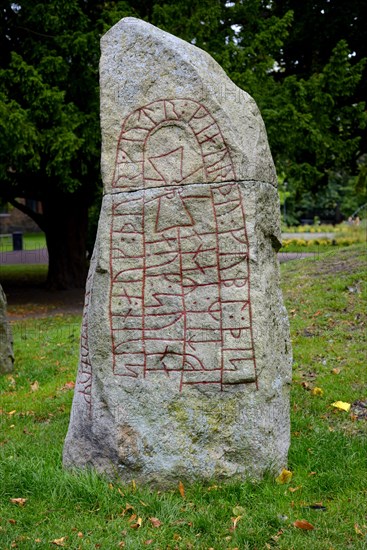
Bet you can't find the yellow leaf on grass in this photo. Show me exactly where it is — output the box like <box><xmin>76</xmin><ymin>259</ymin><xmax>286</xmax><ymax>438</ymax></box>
<box><xmin>293</xmin><ymin>519</ymin><xmax>314</xmax><ymax>530</ymax></box>
<box><xmin>60</xmin><ymin>381</ymin><xmax>75</xmax><ymax>391</ymax></box>
<box><xmin>30</xmin><ymin>381</ymin><xmax>39</xmax><ymax>392</ymax></box>
<box><xmin>178</xmin><ymin>480</ymin><xmax>185</xmax><ymax>498</ymax></box>
<box><xmin>354</xmin><ymin>523</ymin><xmax>364</xmax><ymax>536</ymax></box>
<box><xmin>275</xmin><ymin>469</ymin><xmax>293</xmax><ymax>484</ymax></box>
<box><xmin>130</xmin><ymin>517</ymin><xmax>142</xmax><ymax>529</ymax></box>
<box><xmin>51</xmin><ymin>537</ymin><xmax>67</xmax><ymax>547</ymax></box>
<box><xmin>8</xmin><ymin>410</ymin><xmax>16</xmax><ymax>416</ymax></box>
<box><xmin>10</xmin><ymin>498</ymin><xmax>27</xmax><ymax>506</ymax></box>
<box><xmin>121</xmin><ymin>503</ymin><xmax>134</xmax><ymax>516</ymax></box>
<box><xmin>332</xmin><ymin>401</ymin><xmax>351</xmax><ymax>412</ymax></box>
<box><xmin>311</xmin><ymin>387</ymin><xmax>324</xmax><ymax>396</ymax></box>
<box><xmin>232</xmin><ymin>515</ymin><xmax>242</xmax><ymax>529</ymax></box>
<box><xmin>289</xmin><ymin>486</ymin><xmax>301</xmax><ymax>493</ymax></box>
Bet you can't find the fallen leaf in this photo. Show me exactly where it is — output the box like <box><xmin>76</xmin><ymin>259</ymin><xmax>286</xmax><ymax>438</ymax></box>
<box><xmin>77</xmin><ymin>532</ymin><xmax>83</xmax><ymax>538</ymax></box>
<box><xmin>51</xmin><ymin>537</ymin><xmax>67</xmax><ymax>547</ymax></box>
<box><xmin>293</xmin><ymin>519</ymin><xmax>314</xmax><ymax>530</ymax></box>
<box><xmin>8</xmin><ymin>410</ymin><xmax>16</xmax><ymax>416</ymax></box>
<box><xmin>354</xmin><ymin>523</ymin><xmax>364</xmax><ymax>536</ymax></box>
<box><xmin>173</xmin><ymin>533</ymin><xmax>181</xmax><ymax>541</ymax></box>
<box><xmin>271</xmin><ymin>529</ymin><xmax>284</xmax><ymax>542</ymax></box>
<box><xmin>128</xmin><ymin>514</ymin><xmax>137</xmax><ymax>523</ymax></box>
<box><xmin>289</xmin><ymin>486</ymin><xmax>301</xmax><ymax>493</ymax></box>
<box><xmin>232</xmin><ymin>505</ymin><xmax>245</xmax><ymax>515</ymax></box>
<box><xmin>118</xmin><ymin>488</ymin><xmax>125</xmax><ymax>496</ymax></box>
<box><xmin>149</xmin><ymin>517</ymin><xmax>162</xmax><ymax>528</ymax></box>
<box><xmin>10</xmin><ymin>498</ymin><xmax>27</xmax><ymax>506</ymax></box>
<box><xmin>130</xmin><ymin>517</ymin><xmax>142</xmax><ymax>529</ymax></box>
<box><xmin>60</xmin><ymin>381</ymin><xmax>75</xmax><ymax>391</ymax></box>
<box><xmin>331</xmin><ymin>368</ymin><xmax>341</xmax><ymax>375</ymax></box>
<box><xmin>30</xmin><ymin>381</ymin><xmax>39</xmax><ymax>392</ymax></box>
<box><xmin>118</xmin><ymin>542</ymin><xmax>125</xmax><ymax>548</ymax></box>
<box><xmin>232</xmin><ymin>515</ymin><xmax>242</xmax><ymax>529</ymax></box>
<box><xmin>311</xmin><ymin>387</ymin><xmax>324</xmax><ymax>396</ymax></box>
<box><xmin>131</xmin><ymin>479</ymin><xmax>136</xmax><ymax>491</ymax></box>
<box><xmin>121</xmin><ymin>503</ymin><xmax>134</xmax><ymax>516</ymax></box>
<box><xmin>9</xmin><ymin>518</ymin><xmax>16</xmax><ymax>524</ymax></box>
<box><xmin>308</xmin><ymin>471</ymin><xmax>317</xmax><ymax>476</ymax></box>
<box><xmin>275</xmin><ymin>468</ymin><xmax>293</xmax><ymax>484</ymax></box>
<box><xmin>178</xmin><ymin>480</ymin><xmax>185</xmax><ymax>498</ymax></box>
<box><xmin>332</xmin><ymin>401</ymin><xmax>351</xmax><ymax>412</ymax></box>
<box><xmin>144</xmin><ymin>540</ymin><xmax>153</xmax><ymax>545</ymax></box>
<box><xmin>35</xmin><ymin>539</ymin><xmax>41</xmax><ymax>543</ymax></box>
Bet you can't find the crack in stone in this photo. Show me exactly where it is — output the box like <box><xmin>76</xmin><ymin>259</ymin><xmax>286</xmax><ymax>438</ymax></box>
<box><xmin>104</xmin><ymin>179</ymin><xmax>277</xmax><ymax>196</ymax></box>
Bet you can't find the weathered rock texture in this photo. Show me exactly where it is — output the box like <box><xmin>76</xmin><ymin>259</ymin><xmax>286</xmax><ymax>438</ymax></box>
<box><xmin>63</xmin><ymin>17</ymin><xmax>292</xmax><ymax>485</ymax></box>
<box><xmin>0</xmin><ymin>285</ymin><xmax>14</xmax><ymax>374</ymax></box>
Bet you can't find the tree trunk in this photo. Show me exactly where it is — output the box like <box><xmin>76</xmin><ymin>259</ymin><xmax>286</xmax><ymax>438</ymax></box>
<box><xmin>43</xmin><ymin>192</ymin><xmax>89</xmax><ymax>289</ymax></box>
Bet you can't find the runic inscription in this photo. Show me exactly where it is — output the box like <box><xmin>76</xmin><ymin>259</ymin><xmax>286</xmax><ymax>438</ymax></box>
<box><xmin>76</xmin><ymin>255</ymin><xmax>94</xmax><ymax>409</ymax></box>
<box><xmin>109</xmin><ymin>99</ymin><xmax>257</xmax><ymax>391</ymax></box>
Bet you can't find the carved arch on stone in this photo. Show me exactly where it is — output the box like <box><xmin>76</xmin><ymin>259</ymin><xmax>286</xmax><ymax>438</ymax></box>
<box><xmin>112</xmin><ymin>99</ymin><xmax>236</xmax><ymax>189</ymax></box>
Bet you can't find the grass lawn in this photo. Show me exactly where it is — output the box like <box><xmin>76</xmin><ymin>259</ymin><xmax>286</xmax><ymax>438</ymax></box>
<box><xmin>0</xmin><ymin>265</ymin><xmax>48</xmax><ymax>287</ymax></box>
<box><xmin>0</xmin><ymin>245</ymin><xmax>366</xmax><ymax>549</ymax></box>
<box><xmin>0</xmin><ymin>233</ymin><xmax>46</xmax><ymax>253</ymax></box>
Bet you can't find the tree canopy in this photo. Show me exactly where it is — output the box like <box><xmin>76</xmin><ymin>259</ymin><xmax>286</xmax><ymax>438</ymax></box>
<box><xmin>0</xmin><ymin>0</ymin><xmax>365</xmax><ymax>287</ymax></box>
